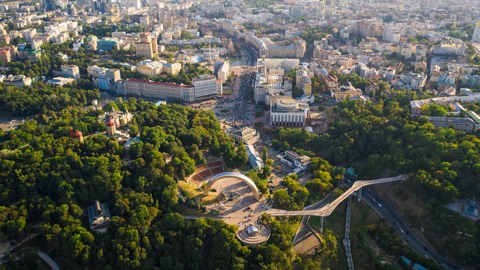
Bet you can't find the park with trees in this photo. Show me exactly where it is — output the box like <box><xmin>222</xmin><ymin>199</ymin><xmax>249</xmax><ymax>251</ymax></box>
<box><xmin>0</xmin><ymin>83</ymin><xmax>345</xmax><ymax>269</ymax></box>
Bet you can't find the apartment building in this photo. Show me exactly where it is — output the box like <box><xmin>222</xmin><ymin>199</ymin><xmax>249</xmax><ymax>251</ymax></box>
<box><xmin>192</xmin><ymin>74</ymin><xmax>222</xmax><ymax>99</ymax></box>
<box><xmin>134</xmin><ymin>32</ymin><xmax>158</xmax><ymax>59</ymax></box>
<box><xmin>124</xmin><ymin>78</ymin><xmax>195</xmax><ymax>102</ymax></box>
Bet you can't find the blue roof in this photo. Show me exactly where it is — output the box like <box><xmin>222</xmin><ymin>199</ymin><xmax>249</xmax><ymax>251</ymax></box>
<box><xmin>413</xmin><ymin>263</ymin><xmax>428</xmax><ymax>270</ymax></box>
<box><xmin>400</xmin><ymin>256</ymin><xmax>412</xmax><ymax>265</ymax></box>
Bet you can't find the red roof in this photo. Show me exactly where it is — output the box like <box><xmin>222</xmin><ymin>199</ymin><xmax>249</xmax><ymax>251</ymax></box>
<box><xmin>126</xmin><ymin>78</ymin><xmax>194</xmax><ymax>88</ymax></box>
<box><xmin>69</xmin><ymin>130</ymin><xmax>83</xmax><ymax>138</ymax></box>
<box><xmin>106</xmin><ymin>118</ymin><xmax>115</xmax><ymax>127</ymax></box>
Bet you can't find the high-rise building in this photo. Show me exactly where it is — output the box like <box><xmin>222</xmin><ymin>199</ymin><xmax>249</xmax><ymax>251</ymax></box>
<box><xmin>41</xmin><ymin>0</ymin><xmax>57</xmax><ymax>11</ymax></box>
<box><xmin>134</xmin><ymin>32</ymin><xmax>158</xmax><ymax>59</ymax></box>
<box><xmin>318</xmin><ymin>0</ymin><xmax>326</xmax><ymax>20</ymax></box>
<box><xmin>472</xmin><ymin>21</ymin><xmax>480</xmax><ymax>43</ymax></box>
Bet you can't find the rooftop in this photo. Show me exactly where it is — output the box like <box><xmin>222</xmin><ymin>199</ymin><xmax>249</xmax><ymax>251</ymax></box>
<box><xmin>126</xmin><ymin>78</ymin><xmax>194</xmax><ymax>88</ymax></box>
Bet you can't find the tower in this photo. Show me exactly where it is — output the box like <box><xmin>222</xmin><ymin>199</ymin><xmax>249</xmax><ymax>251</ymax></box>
<box><xmin>106</xmin><ymin>117</ymin><xmax>116</xmax><ymax>137</ymax></box>
<box><xmin>318</xmin><ymin>0</ymin><xmax>326</xmax><ymax>20</ymax></box>
<box><xmin>472</xmin><ymin>21</ymin><xmax>480</xmax><ymax>43</ymax></box>
<box><xmin>41</xmin><ymin>0</ymin><xmax>56</xmax><ymax>11</ymax></box>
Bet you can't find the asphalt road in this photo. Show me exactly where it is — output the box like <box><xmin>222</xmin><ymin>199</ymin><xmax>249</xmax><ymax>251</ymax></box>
<box><xmin>362</xmin><ymin>188</ymin><xmax>461</xmax><ymax>270</ymax></box>
<box><xmin>226</xmin><ymin>44</ymin><xmax>257</xmax><ymax>125</ymax></box>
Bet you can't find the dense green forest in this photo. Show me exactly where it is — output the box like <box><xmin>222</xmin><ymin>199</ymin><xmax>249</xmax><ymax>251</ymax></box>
<box><xmin>272</xmin><ymin>92</ymin><xmax>480</xmax><ymax>203</ymax></box>
<box><xmin>0</xmin><ymin>82</ymin><xmax>99</xmax><ymax>116</ymax></box>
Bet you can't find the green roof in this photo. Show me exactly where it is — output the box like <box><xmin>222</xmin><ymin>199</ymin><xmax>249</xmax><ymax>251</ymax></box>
<box><xmin>466</xmin><ymin>110</ymin><xmax>480</xmax><ymax>124</ymax></box>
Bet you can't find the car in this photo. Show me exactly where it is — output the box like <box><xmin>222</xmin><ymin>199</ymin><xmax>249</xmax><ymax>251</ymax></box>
<box><xmin>378</xmin><ymin>203</ymin><xmax>382</xmax><ymax>207</ymax></box>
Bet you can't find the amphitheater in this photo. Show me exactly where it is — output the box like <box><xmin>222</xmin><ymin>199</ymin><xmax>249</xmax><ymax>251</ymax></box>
<box><xmin>187</xmin><ymin>160</ymin><xmax>225</xmax><ymax>187</ymax></box>
<box><xmin>185</xmin><ymin>166</ymin><xmax>272</xmax><ymax>245</ymax></box>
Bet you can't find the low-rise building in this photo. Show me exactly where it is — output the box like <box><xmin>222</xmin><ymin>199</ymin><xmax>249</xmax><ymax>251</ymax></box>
<box><xmin>428</xmin><ymin>116</ymin><xmax>477</xmax><ymax>133</ymax></box>
<box><xmin>87</xmin><ymin>200</ymin><xmax>111</xmax><ymax>233</ymax></box>
<box><xmin>162</xmin><ymin>62</ymin><xmax>182</xmax><ymax>75</ymax></box>
<box><xmin>3</xmin><ymin>75</ymin><xmax>32</xmax><ymax>87</ymax></box>
<box><xmin>61</xmin><ymin>64</ymin><xmax>80</xmax><ymax>79</ymax></box>
<box><xmin>332</xmin><ymin>81</ymin><xmax>364</xmax><ymax>101</ymax></box>
<box><xmin>98</xmin><ymin>38</ymin><xmax>119</xmax><ymax>51</ymax></box>
<box><xmin>47</xmin><ymin>77</ymin><xmax>75</xmax><ymax>86</ymax></box>
<box><xmin>279</xmin><ymin>150</ymin><xmax>311</xmax><ymax>171</ymax></box>
<box><xmin>17</xmin><ymin>48</ymin><xmax>41</xmax><ymax>61</ymax></box>
<box><xmin>137</xmin><ymin>60</ymin><xmax>164</xmax><ymax>77</ymax></box>
<box><xmin>246</xmin><ymin>144</ymin><xmax>264</xmax><ymax>170</ymax></box>
<box><xmin>270</xmin><ymin>96</ymin><xmax>310</xmax><ymax>127</ymax></box>
<box><xmin>227</xmin><ymin>126</ymin><xmax>260</xmax><ymax>145</ymax></box>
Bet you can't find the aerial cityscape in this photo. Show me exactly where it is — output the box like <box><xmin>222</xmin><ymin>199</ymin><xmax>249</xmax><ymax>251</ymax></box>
<box><xmin>0</xmin><ymin>0</ymin><xmax>480</xmax><ymax>269</ymax></box>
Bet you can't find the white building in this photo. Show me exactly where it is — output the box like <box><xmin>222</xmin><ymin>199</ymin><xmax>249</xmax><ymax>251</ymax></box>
<box><xmin>227</xmin><ymin>126</ymin><xmax>260</xmax><ymax>145</ymax></box>
<box><xmin>270</xmin><ymin>96</ymin><xmax>310</xmax><ymax>127</ymax></box>
<box><xmin>61</xmin><ymin>64</ymin><xmax>80</xmax><ymax>80</ymax></box>
<box><xmin>246</xmin><ymin>145</ymin><xmax>264</xmax><ymax>170</ymax></box>
<box><xmin>214</xmin><ymin>61</ymin><xmax>230</xmax><ymax>83</ymax></box>
<box><xmin>472</xmin><ymin>21</ymin><xmax>480</xmax><ymax>43</ymax></box>
<box><xmin>192</xmin><ymin>74</ymin><xmax>222</xmax><ymax>99</ymax></box>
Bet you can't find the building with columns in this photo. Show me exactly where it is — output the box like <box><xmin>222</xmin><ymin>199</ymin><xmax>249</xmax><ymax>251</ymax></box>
<box><xmin>269</xmin><ymin>96</ymin><xmax>310</xmax><ymax>127</ymax></box>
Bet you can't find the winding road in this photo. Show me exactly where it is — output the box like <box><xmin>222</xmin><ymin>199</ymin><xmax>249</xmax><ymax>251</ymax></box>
<box><xmin>362</xmin><ymin>188</ymin><xmax>461</xmax><ymax>270</ymax></box>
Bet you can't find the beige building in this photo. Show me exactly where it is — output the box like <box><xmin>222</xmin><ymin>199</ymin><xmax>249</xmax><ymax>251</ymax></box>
<box><xmin>124</xmin><ymin>78</ymin><xmax>195</xmax><ymax>102</ymax></box>
<box><xmin>472</xmin><ymin>21</ymin><xmax>480</xmax><ymax>43</ymax></box>
<box><xmin>227</xmin><ymin>126</ymin><xmax>260</xmax><ymax>145</ymax></box>
<box><xmin>136</xmin><ymin>60</ymin><xmax>164</xmax><ymax>77</ymax></box>
<box><xmin>214</xmin><ymin>61</ymin><xmax>230</xmax><ymax>83</ymax></box>
<box><xmin>296</xmin><ymin>69</ymin><xmax>312</xmax><ymax>96</ymax></box>
<box><xmin>0</xmin><ymin>46</ymin><xmax>16</xmax><ymax>63</ymax></box>
<box><xmin>322</xmin><ymin>75</ymin><xmax>338</xmax><ymax>92</ymax></box>
<box><xmin>270</xmin><ymin>96</ymin><xmax>310</xmax><ymax>127</ymax></box>
<box><xmin>61</xmin><ymin>65</ymin><xmax>80</xmax><ymax>79</ymax></box>
<box><xmin>134</xmin><ymin>32</ymin><xmax>158</xmax><ymax>59</ymax></box>
<box><xmin>162</xmin><ymin>62</ymin><xmax>182</xmax><ymax>75</ymax></box>
<box><xmin>332</xmin><ymin>81</ymin><xmax>364</xmax><ymax>101</ymax></box>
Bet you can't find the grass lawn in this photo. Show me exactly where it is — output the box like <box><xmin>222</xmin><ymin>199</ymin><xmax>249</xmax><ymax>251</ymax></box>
<box><xmin>178</xmin><ymin>181</ymin><xmax>203</xmax><ymax>198</ymax></box>
<box><xmin>255</xmin><ymin>110</ymin><xmax>264</xmax><ymax>118</ymax></box>
<box><xmin>223</xmin><ymin>87</ymin><xmax>233</xmax><ymax>95</ymax></box>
